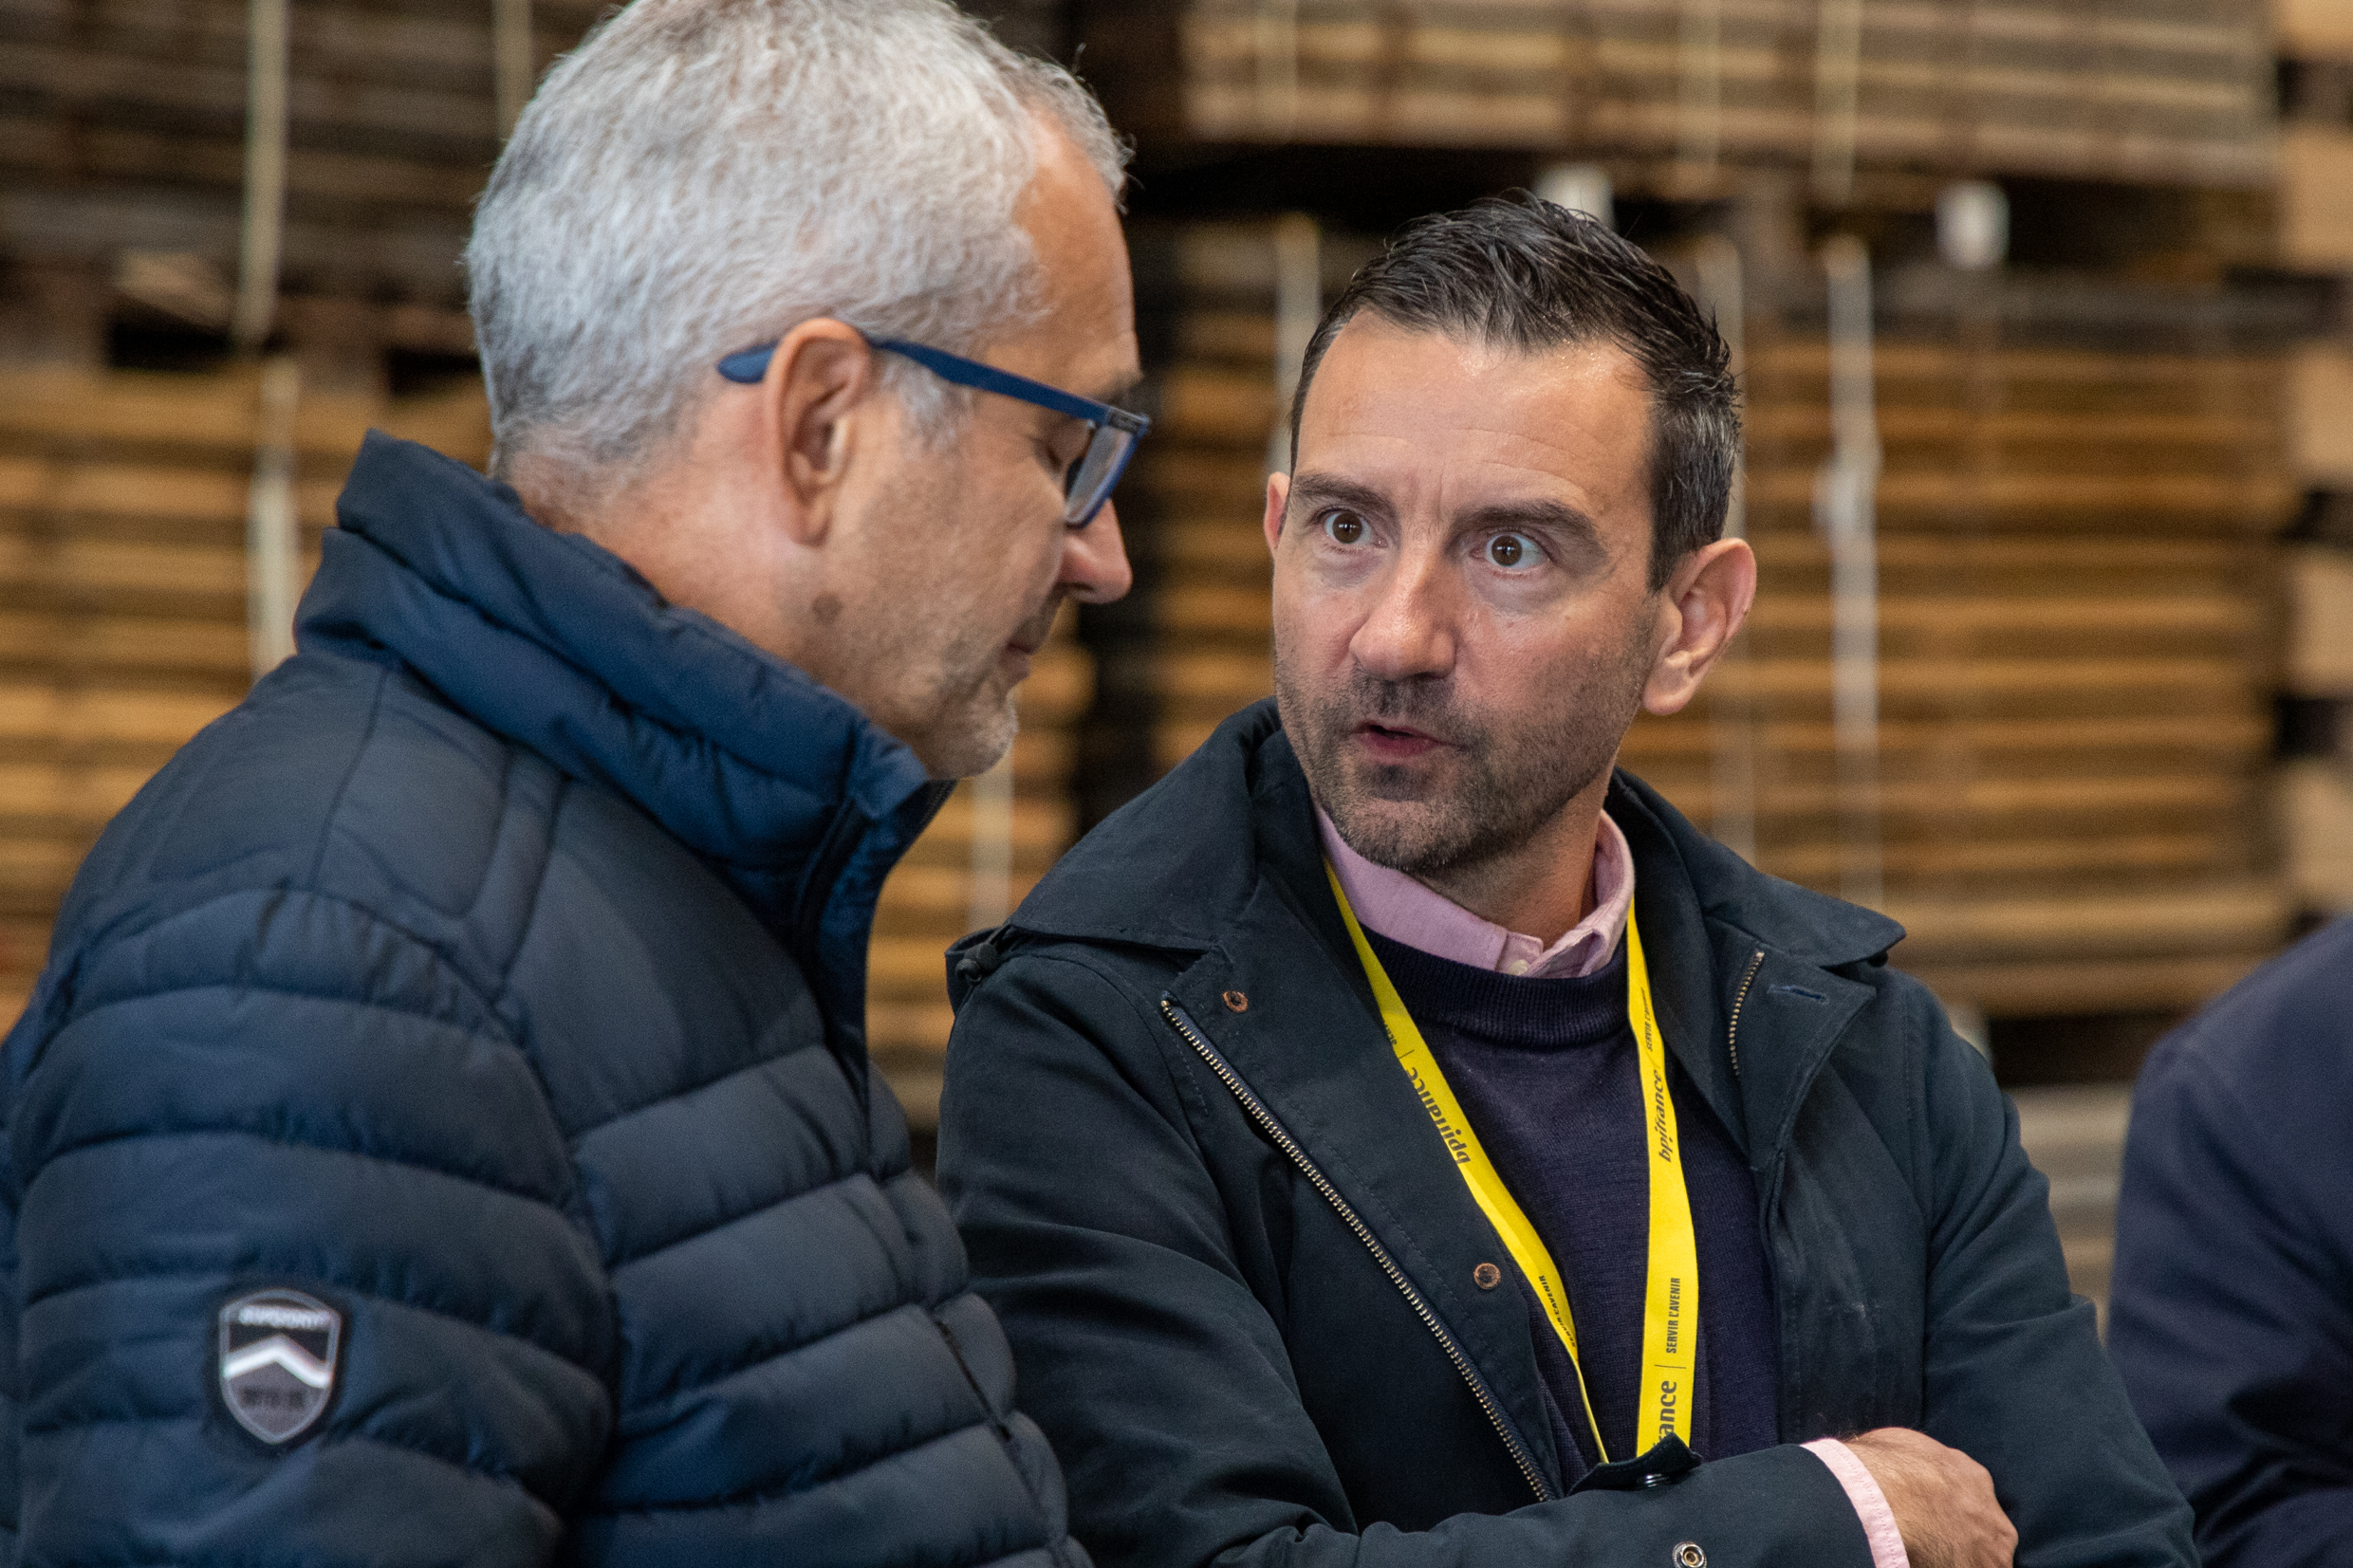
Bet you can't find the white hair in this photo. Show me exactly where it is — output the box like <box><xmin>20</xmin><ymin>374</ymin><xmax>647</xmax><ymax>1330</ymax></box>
<box><xmin>466</xmin><ymin>0</ymin><xmax>1126</xmax><ymax>481</ymax></box>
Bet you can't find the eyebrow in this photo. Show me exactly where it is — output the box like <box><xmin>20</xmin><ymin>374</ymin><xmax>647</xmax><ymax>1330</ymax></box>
<box><xmin>1286</xmin><ymin>472</ymin><xmax>1395</xmax><ymax>521</ymax></box>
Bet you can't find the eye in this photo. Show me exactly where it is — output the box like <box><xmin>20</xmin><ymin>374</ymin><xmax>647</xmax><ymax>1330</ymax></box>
<box><xmin>1318</xmin><ymin>507</ymin><xmax>1368</xmax><ymax>545</ymax></box>
<box><xmin>1485</xmin><ymin>532</ymin><xmax>1540</xmax><ymax>569</ymax></box>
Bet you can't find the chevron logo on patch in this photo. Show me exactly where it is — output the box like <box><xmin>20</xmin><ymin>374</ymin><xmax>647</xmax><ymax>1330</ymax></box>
<box><xmin>218</xmin><ymin>1288</ymin><xmax>341</xmax><ymax>1446</ymax></box>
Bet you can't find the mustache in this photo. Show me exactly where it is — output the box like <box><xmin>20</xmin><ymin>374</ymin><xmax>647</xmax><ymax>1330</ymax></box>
<box><xmin>1008</xmin><ymin>593</ymin><xmax>1064</xmax><ymax>654</ymax></box>
<box><xmin>1327</xmin><ymin>674</ymin><xmax>1479</xmax><ymax>746</ymax></box>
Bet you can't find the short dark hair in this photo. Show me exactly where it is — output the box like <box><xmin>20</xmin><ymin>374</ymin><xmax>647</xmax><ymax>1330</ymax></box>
<box><xmin>1288</xmin><ymin>194</ymin><xmax>1740</xmax><ymax>590</ymax></box>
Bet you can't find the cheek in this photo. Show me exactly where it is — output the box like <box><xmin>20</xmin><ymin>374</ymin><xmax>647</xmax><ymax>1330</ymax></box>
<box><xmin>1270</xmin><ymin>558</ymin><xmax>1353</xmax><ymax>666</ymax></box>
<box><xmin>1461</xmin><ymin>600</ymin><xmax>1650</xmax><ymax>698</ymax></box>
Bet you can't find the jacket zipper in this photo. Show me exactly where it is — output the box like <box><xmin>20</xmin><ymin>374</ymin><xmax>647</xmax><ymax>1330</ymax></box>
<box><xmin>1159</xmin><ymin>997</ymin><xmax>1554</xmax><ymax>1504</ymax></box>
<box><xmin>1727</xmin><ymin>949</ymin><xmax>1767</xmax><ymax>1079</ymax></box>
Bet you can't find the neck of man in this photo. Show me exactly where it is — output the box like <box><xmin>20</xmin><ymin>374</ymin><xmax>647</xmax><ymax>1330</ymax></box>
<box><xmin>1403</xmin><ymin>765</ymin><xmax>1618</xmax><ymax>947</ymax></box>
<box><xmin>506</xmin><ymin>447</ymin><xmax>818</xmax><ymax>675</ymax></box>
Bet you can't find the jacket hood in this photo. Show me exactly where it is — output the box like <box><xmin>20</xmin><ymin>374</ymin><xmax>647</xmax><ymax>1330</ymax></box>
<box><xmin>1005</xmin><ymin>698</ymin><xmax>1904</xmax><ymax>972</ymax></box>
<box><xmin>296</xmin><ymin>432</ymin><xmax>946</xmax><ymax>1025</ymax></box>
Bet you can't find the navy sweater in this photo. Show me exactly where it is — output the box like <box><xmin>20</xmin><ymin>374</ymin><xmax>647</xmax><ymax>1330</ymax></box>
<box><xmin>1364</xmin><ymin>929</ymin><xmax>1780</xmax><ymax>1478</ymax></box>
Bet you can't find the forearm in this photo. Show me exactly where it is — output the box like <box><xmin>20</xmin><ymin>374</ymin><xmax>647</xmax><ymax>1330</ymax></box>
<box><xmin>1179</xmin><ymin>1446</ymin><xmax>1874</xmax><ymax>1568</ymax></box>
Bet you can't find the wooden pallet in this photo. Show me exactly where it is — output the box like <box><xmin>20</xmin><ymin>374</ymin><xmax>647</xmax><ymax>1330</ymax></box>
<box><xmin>1119</xmin><ymin>217</ymin><xmax>2291</xmax><ymax>1018</ymax></box>
<box><xmin>1077</xmin><ymin>0</ymin><xmax>2274</xmax><ymax>187</ymax></box>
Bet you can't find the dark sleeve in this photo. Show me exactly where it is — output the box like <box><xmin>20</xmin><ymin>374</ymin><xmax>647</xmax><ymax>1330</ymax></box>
<box><xmin>6</xmin><ymin>894</ymin><xmax>617</xmax><ymax>1567</ymax></box>
<box><xmin>2109</xmin><ymin>1031</ymin><xmax>2353</xmax><ymax>1568</ymax></box>
<box><xmin>1898</xmin><ymin>980</ymin><xmax>2196</xmax><ymax>1568</ymax></box>
<box><xmin>940</xmin><ymin>950</ymin><xmax>1874</xmax><ymax>1568</ymax></box>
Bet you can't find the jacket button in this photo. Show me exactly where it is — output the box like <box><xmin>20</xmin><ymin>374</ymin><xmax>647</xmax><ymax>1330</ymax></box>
<box><xmin>1473</xmin><ymin>1262</ymin><xmax>1502</xmax><ymax>1289</ymax></box>
<box><xmin>1222</xmin><ymin>989</ymin><xmax>1250</xmax><ymax>1013</ymax></box>
<box><xmin>1673</xmin><ymin>1544</ymin><xmax>1706</xmax><ymax>1568</ymax></box>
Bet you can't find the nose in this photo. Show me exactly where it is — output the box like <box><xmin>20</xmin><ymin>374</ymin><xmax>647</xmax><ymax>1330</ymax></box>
<box><xmin>1348</xmin><ymin>549</ymin><xmax>1454</xmax><ymax>683</ymax></box>
<box><xmin>1061</xmin><ymin>498</ymin><xmax>1134</xmax><ymax>603</ymax></box>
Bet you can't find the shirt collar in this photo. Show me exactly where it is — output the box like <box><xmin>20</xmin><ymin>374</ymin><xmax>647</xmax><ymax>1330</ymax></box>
<box><xmin>1316</xmin><ymin>805</ymin><xmax>1635</xmax><ymax>980</ymax></box>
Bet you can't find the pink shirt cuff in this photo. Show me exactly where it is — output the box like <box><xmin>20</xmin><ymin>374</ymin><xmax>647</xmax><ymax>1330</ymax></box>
<box><xmin>1804</xmin><ymin>1438</ymin><xmax>1910</xmax><ymax>1568</ymax></box>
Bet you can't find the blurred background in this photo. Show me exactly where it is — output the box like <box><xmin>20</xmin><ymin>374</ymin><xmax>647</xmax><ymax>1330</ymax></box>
<box><xmin>4</xmin><ymin>0</ymin><xmax>2349</xmax><ymax>1319</ymax></box>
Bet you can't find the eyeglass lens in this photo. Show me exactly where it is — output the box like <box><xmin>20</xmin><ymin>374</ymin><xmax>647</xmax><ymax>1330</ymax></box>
<box><xmin>1065</xmin><ymin>422</ymin><xmax>1139</xmax><ymax>526</ymax></box>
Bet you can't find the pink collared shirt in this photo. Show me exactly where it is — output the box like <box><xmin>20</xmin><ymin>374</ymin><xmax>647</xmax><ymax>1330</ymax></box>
<box><xmin>1316</xmin><ymin>807</ymin><xmax>1635</xmax><ymax>978</ymax></box>
<box><xmin>1315</xmin><ymin>805</ymin><xmax>1910</xmax><ymax>1567</ymax></box>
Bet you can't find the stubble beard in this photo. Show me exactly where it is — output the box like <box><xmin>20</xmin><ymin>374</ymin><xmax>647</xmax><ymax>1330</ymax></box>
<box><xmin>885</xmin><ymin>590</ymin><xmax>1057</xmax><ymax>781</ymax></box>
<box><xmin>1274</xmin><ymin>623</ymin><xmax>1657</xmax><ymax>880</ymax></box>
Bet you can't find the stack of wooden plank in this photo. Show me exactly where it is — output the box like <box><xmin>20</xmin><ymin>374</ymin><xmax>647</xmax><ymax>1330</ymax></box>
<box><xmin>2272</xmin><ymin>0</ymin><xmax>2353</xmax><ymax>916</ymax></box>
<box><xmin>2279</xmin><ymin>0</ymin><xmax>2353</xmax><ymax>270</ymax></box>
<box><xmin>2282</xmin><ymin>541</ymin><xmax>2353</xmax><ymax>910</ymax></box>
<box><xmin>0</xmin><ymin>0</ymin><xmax>608</xmax><ymax>312</ymax></box>
<box><xmin>1713</xmin><ymin>324</ymin><xmax>2289</xmax><ymax>1013</ymax></box>
<box><xmin>1128</xmin><ymin>220</ymin><xmax>1380</xmax><ymax>772</ymax></box>
<box><xmin>1077</xmin><ymin>0</ymin><xmax>2273</xmax><ymax>187</ymax></box>
<box><xmin>0</xmin><ymin>360</ymin><xmax>488</xmax><ymax>1016</ymax></box>
<box><xmin>1128</xmin><ymin>216</ymin><xmax>2291</xmax><ymax>1019</ymax></box>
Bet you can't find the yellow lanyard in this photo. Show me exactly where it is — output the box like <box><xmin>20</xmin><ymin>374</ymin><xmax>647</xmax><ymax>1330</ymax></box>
<box><xmin>1326</xmin><ymin>864</ymin><xmax>1700</xmax><ymax>1464</ymax></box>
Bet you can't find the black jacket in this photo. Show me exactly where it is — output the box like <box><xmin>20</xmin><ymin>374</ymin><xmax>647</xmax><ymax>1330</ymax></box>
<box><xmin>938</xmin><ymin>701</ymin><xmax>2191</xmax><ymax>1568</ymax></box>
<box><xmin>0</xmin><ymin>434</ymin><xmax>1085</xmax><ymax>1567</ymax></box>
<box><xmin>2109</xmin><ymin>917</ymin><xmax>2353</xmax><ymax>1567</ymax></box>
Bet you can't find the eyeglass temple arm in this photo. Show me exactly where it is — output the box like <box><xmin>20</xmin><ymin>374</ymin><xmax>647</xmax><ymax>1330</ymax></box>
<box><xmin>717</xmin><ymin>338</ymin><xmax>1146</xmax><ymax>433</ymax></box>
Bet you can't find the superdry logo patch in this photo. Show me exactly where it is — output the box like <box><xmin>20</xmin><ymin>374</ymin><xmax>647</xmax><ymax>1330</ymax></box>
<box><xmin>217</xmin><ymin>1288</ymin><xmax>342</xmax><ymax>1445</ymax></box>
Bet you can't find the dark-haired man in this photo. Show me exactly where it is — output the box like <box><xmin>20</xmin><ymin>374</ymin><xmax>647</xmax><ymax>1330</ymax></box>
<box><xmin>938</xmin><ymin>197</ymin><xmax>2192</xmax><ymax>1568</ymax></box>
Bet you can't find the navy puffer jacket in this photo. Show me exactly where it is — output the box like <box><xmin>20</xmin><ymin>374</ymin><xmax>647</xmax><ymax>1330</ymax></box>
<box><xmin>0</xmin><ymin>433</ymin><xmax>1086</xmax><ymax>1568</ymax></box>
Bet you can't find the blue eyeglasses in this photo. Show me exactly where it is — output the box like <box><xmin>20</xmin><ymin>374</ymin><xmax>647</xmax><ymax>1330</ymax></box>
<box><xmin>716</xmin><ymin>335</ymin><xmax>1149</xmax><ymax>527</ymax></box>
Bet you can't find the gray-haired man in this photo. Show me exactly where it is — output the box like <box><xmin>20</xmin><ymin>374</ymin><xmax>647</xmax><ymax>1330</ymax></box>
<box><xmin>0</xmin><ymin>1</ymin><xmax>1134</xmax><ymax>1562</ymax></box>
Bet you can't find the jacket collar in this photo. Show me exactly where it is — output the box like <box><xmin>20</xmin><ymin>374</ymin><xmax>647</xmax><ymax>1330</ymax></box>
<box><xmin>296</xmin><ymin>432</ymin><xmax>946</xmax><ymax>1029</ymax></box>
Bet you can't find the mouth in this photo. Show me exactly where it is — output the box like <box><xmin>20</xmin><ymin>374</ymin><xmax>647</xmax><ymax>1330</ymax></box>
<box><xmin>998</xmin><ymin>632</ymin><xmax>1047</xmax><ymax>683</ymax></box>
<box><xmin>1000</xmin><ymin>596</ymin><xmax>1063</xmax><ymax>675</ymax></box>
<box><xmin>1351</xmin><ymin>719</ymin><xmax>1450</xmax><ymax>763</ymax></box>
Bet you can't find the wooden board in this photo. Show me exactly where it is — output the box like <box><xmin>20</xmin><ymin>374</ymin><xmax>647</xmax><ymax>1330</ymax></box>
<box><xmin>2290</xmin><ymin>346</ymin><xmax>2353</xmax><ymax>487</ymax></box>
<box><xmin>2280</xmin><ymin>756</ymin><xmax>2353</xmax><ymax>912</ymax></box>
<box><xmin>2281</xmin><ymin>125</ymin><xmax>2353</xmax><ymax>273</ymax></box>
<box><xmin>2277</xmin><ymin>0</ymin><xmax>2353</xmax><ymax>60</ymax></box>
<box><xmin>2287</xmin><ymin>546</ymin><xmax>2353</xmax><ymax>696</ymax></box>
<box><xmin>0</xmin><ymin>0</ymin><xmax>610</xmax><ymax>302</ymax></box>
<box><xmin>1080</xmin><ymin>0</ymin><xmax>2274</xmax><ymax>187</ymax></box>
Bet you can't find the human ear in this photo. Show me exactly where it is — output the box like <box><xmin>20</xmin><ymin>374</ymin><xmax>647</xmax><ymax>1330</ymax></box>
<box><xmin>756</xmin><ymin>319</ymin><xmax>879</xmax><ymax>546</ymax></box>
<box><xmin>1640</xmin><ymin>537</ymin><xmax>1757</xmax><ymax>716</ymax></box>
<box><xmin>1262</xmin><ymin>470</ymin><xmax>1290</xmax><ymax>557</ymax></box>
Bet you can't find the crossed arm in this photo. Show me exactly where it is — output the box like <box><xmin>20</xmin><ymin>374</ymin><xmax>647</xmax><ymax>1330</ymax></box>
<box><xmin>937</xmin><ymin>950</ymin><xmax>2159</xmax><ymax>1568</ymax></box>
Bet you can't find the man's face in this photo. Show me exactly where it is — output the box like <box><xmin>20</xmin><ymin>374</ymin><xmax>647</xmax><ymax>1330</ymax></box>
<box><xmin>1269</xmin><ymin>319</ymin><xmax>1665</xmax><ymax>879</ymax></box>
<box><xmin>826</xmin><ymin>123</ymin><xmax>1139</xmax><ymax>779</ymax></box>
